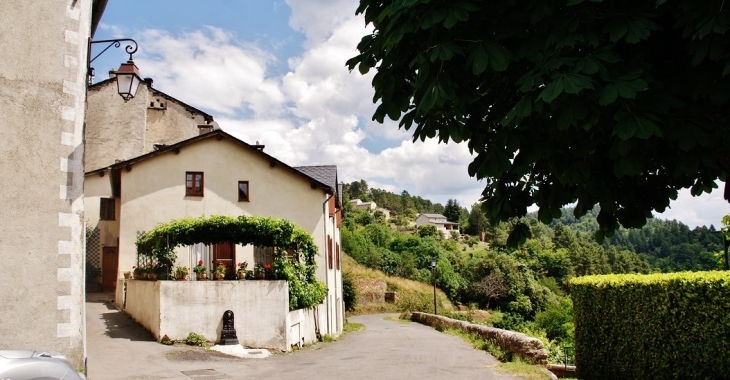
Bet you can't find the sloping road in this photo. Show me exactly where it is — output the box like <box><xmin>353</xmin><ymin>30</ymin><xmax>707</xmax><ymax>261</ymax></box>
<box><xmin>87</xmin><ymin>294</ymin><xmax>520</xmax><ymax>379</ymax></box>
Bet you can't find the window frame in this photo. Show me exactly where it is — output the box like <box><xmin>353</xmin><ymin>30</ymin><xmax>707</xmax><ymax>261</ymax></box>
<box><xmin>185</xmin><ymin>171</ymin><xmax>204</xmax><ymax>196</ymax></box>
<box><xmin>99</xmin><ymin>198</ymin><xmax>115</xmax><ymax>220</ymax></box>
<box><xmin>238</xmin><ymin>180</ymin><xmax>250</xmax><ymax>202</ymax></box>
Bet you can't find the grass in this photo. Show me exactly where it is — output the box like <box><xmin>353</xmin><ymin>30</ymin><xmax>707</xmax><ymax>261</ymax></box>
<box><xmin>342</xmin><ymin>253</ymin><xmax>452</xmax><ymax>314</ymax></box>
<box><xmin>320</xmin><ymin>320</ymin><xmax>366</xmax><ymax>343</ymax></box>
<box><xmin>496</xmin><ymin>360</ymin><xmax>553</xmax><ymax>380</ymax></box>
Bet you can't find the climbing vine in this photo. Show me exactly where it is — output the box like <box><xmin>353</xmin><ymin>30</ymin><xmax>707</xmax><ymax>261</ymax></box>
<box><xmin>136</xmin><ymin>215</ymin><xmax>327</xmax><ymax>310</ymax></box>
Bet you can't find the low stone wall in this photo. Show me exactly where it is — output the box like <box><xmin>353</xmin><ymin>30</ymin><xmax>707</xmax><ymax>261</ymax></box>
<box><xmin>411</xmin><ymin>312</ymin><xmax>548</xmax><ymax>364</ymax></box>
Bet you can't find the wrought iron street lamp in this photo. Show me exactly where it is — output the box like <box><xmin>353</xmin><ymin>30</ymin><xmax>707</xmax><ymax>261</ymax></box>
<box><xmin>88</xmin><ymin>38</ymin><xmax>142</xmax><ymax>101</ymax></box>
<box><xmin>431</xmin><ymin>256</ymin><xmax>437</xmax><ymax>315</ymax></box>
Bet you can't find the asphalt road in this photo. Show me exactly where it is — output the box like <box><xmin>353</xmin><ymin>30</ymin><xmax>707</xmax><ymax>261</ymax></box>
<box><xmin>86</xmin><ymin>294</ymin><xmax>520</xmax><ymax>380</ymax></box>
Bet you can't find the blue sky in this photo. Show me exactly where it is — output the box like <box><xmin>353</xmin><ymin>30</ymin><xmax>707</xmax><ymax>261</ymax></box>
<box><xmin>92</xmin><ymin>0</ymin><xmax>730</xmax><ymax>229</ymax></box>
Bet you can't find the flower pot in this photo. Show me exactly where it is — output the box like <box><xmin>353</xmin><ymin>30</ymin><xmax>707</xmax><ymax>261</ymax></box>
<box><xmin>196</xmin><ymin>273</ymin><xmax>207</xmax><ymax>281</ymax></box>
<box><xmin>256</xmin><ymin>272</ymin><xmax>265</xmax><ymax>280</ymax></box>
<box><xmin>214</xmin><ymin>272</ymin><xmax>225</xmax><ymax>281</ymax></box>
<box><xmin>237</xmin><ymin>271</ymin><xmax>246</xmax><ymax>280</ymax></box>
<box><xmin>148</xmin><ymin>273</ymin><xmax>158</xmax><ymax>281</ymax></box>
<box><xmin>137</xmin><ymin>273</ymin><xmax>147</xmax><ymax>280</ymax></box>
<box><xmin>176</xmin><ymin>273</ymin><xmax>187</xmax><ymax>281</ymax></box>
<box><xmin>123</xmin><ymin>273</ymin><xmax>131</xmax><ymax>280</ymax></box>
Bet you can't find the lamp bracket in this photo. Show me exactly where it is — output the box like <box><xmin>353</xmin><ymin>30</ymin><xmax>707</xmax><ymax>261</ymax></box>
<box><xmin>88</xmin><ymin>38</ymin><xmax>138</xmax><ymax>68</ymax></box>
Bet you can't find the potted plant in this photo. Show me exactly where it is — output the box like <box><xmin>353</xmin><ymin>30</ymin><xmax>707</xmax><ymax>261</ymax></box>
<box><xmin>236</xmin><ymin>262</ymin><xmax>248</xmax><ymax>280</ymax></box>
<box><xmin>193</xmin><ymin>260</ymin><xmax>207</xmax><ymax>280</ymax></box>
<box><xmin>255</xmin><ymin>263</ymin><xmax>270</xmax><ymax>280</ymax></box>
<box><xmin>175</xmin><ymin>266</ymin><xmax>188</xmax><ymax>281</ymax></box>
<box><xmin>214</xmin><ymin>263</ymin><xmax>227</xmax><ymax>281</ymax></box>
<box><xmin>123</xmin><ymin>270</ymin><xmax>131</xmax><ymax>280</ymax></box>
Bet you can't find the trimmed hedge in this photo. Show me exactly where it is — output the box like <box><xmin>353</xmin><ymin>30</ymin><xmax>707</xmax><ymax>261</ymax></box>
<box><xmin>570</xmin><ymin>271</ymin><xmax>730</xmax><ymax>379</ymax></box>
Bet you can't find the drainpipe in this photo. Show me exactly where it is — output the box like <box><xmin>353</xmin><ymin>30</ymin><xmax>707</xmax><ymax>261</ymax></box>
<box><xmin>322</xmin><ymin>192</ymin><xmax>333</xmax><ymax>336</ymax></box>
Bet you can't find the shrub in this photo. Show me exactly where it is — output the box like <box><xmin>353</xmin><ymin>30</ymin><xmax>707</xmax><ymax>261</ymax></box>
<box><xmin>571</xmin><ymin>271</ymin><xmax>730</xmax><ymax>380</ymax></box>
<box><xmin>185</xmin><ymin>332</ymin><xmax>205</xmax><ymax>346</ymax></box>
<box><xmin>342</xmin><ymin>271</ymin><xmax>358</xmax><ymax>312</ymax></box>
<box><xmin>396</xmin><ymin>291</ymin><xmax>434</xmax><ymax>313</ymax></box>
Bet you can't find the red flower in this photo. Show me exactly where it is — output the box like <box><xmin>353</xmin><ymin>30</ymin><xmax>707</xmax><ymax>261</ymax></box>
<box><xmin>132</xmin><ymin>266</ymin><xmax>136</xmax><ymax>269</ymax></box>
<box><xmin>198</xmin><ymin>260</ymin><xmax>203</xmax><ymax>265</ymax></box>
<box><xmin>264</xmin><ymin>264</ymin><xmax>271</xmax><ymax>269</ymax></box>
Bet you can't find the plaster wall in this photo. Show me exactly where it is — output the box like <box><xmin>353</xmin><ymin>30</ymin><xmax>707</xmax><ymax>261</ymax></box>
<box><xmin>124</xmin><ymin>280</ymin><xmax>295</xmax><ymax>350</ymax></box>
<box><xmin>144</xmin><ymin>91</ymin><xmax>209</xmax><ymax>153</ymax></box>
<box><xmin>85</xmin><ymin>83</ymin><xmax>208</xmax><ymax>172</ymax></box>
<box><xmin>85</xmin><ymin>81</ymin><xmax>148</xmax><ymax>171</ymax></box>
<box><xmin>0</xmin><ymin>0</ymin><xmax>91</xmax><ymax>367</ymax></box>
<box><xmin>84</xmin><ymin>173</ymin><xmax>119</xmax><ymax>248</ymax></box>
<box><xmin>287</xmin><ymin>307</ymin><xmax>319</xmax><ymax>348</ymax></box>
<box><xmin>117</xmin><ymin>136</ymin><xmax>326</xmax><ymax>287</ymax></box>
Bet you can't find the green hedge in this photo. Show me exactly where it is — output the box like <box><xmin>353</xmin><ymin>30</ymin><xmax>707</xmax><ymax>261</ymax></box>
<box><xmin>570</xmin><ymin>271</ymin><xmax>730</xmax><ymax>379</ymax></box>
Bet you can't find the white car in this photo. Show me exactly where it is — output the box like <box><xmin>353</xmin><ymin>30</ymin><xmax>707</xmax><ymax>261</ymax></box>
<box><xmin>0</xmin><ymin>350</ymin><xmax>85</xmax><ymax>380</ymax></box>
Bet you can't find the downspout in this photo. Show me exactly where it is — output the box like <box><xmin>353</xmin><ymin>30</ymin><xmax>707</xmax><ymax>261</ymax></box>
<box><xmin>322</xmin><ymin>192</ymin><xmax>334</xmax><ymax>337</ymax></box>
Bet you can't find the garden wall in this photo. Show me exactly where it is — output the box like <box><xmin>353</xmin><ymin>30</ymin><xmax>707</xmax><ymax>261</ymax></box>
<box><xmin>411</xmin><ymin>312</ymin><xmax>548</xmax><ymax>363</ymax></box>
<box><xmin>121</xmin><ymin>279</ymin><xmax>318</xmax><ymax>351</ymax></box>
<box><xmin>571</xmin><ymin>271</ymin><xmax>730</xmax><ymax>379</ymax></box>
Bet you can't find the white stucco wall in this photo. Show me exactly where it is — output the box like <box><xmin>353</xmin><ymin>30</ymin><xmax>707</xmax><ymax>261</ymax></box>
<box><xmin>124</xmin><ymin>280</ymin><xmax>299</xmax><ymax>350</ymax></box>
<box><xmin>0</xmin><ymin>0</ymin><xmax>92</xmax><ymax>367</ymax></box>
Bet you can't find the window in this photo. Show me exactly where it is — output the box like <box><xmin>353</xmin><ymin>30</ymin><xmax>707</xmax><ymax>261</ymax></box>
<box><xmin>238</xmin><ymin>181</ymin><xmax>249</xmax><ymax>201</ymax></box>
<box><xmin>186</xmin><ymin>172</ymin><xmax>204</xmax><ymax>196</ymax></box>
<box><xmin>336</xmin><ymin>243</ymin><xmax>340</xmax><ymax>270</ymax></box>
<box><xmin>100</xmin><ymin>198</ymin><xmax>115</xmax><ymax>220</ymax></box>
<box><xmin>327</xmin><ymin>236</ymin><xmax>333</xmax><ymax>269</ymax></box>
<box><xmin>254</xmin><ymin>246</ymin><xmax>274</xmax><ymax>266</ymax></box>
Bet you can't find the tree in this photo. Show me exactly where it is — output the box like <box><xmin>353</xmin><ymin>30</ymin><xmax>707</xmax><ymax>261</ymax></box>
<box><xmin>348</xmin><ymin>0</ymin><xmax>730</xmax><ymax>244</ymax></box>
<box><xmin>444</xmin><ymin>198</ymin><xmax>461</xmax><ymax>223</ymax></box>
<box><xmin>475</xmin><ymin>272</ymin><xmax>507</xmax><ymax>309</ymax></box>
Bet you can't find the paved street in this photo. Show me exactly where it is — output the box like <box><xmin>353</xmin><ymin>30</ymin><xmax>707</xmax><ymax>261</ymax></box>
<box><xmin>86</xmin><ymin>293</ymin><xmax>519</xmax><ymax>380</ymax></box>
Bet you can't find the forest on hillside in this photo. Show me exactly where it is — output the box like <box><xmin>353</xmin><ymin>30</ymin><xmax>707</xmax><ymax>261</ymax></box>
<box><xmin>342</xmin><ymin>180</ymin><xmax>726</xmax><ymax>351</ymax></box>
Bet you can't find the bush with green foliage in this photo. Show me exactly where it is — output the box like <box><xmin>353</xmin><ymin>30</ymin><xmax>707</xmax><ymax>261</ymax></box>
<box><xmin>571</xmin><ymin>271</ymin><xmax>730</xmax><ymax>379</ymax></box>
<box><xmin>342</xmin><ymin>271</ymin><xmax>358</xmax><ymax>312</ymax></box>
<box><xmin>185</xmin><ymin>332</ymin><xmax>206</xmax><ymax>346</ymax></box>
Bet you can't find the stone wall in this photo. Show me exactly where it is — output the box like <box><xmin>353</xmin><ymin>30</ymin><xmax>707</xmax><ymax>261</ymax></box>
<box><xmin>353</xmin><ymin>278</ymin><xmax>387</xmax><ymax>303</ymax></box>
<box><xmin>411</xmin><ymin>312</ymin><xmax>548</xmax><ymax>364</ymax></box>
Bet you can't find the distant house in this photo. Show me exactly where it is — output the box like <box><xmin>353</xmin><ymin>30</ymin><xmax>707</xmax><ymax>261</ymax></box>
<box><xmin>350</xmin><ymin>198</ymin><xmax>377</xmax><ymax>212</ymax></box>
<box><xmin>416</xmin><ymin>213</ymin><xmax>459</xmax><ymax>238</ymax></box>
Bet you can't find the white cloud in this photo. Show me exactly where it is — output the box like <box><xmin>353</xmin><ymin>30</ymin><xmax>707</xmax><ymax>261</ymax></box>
<box><xmin>285</xmin><ymin>0</ymin><xmax>357</xmax><ymax>48</ymax></box>
<box><xmin>656</xmin><ymin>187</ymin><xmax>730</xmax><ymax>228</ymax></box>
<box><xmin>134</xmin><ymin>27</ymin><xmax>285</xmax><ymax>117</ymax></box>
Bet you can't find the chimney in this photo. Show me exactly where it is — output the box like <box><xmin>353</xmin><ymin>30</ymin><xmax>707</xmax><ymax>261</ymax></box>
<box><xmin>253</xmin><ymin>140</ymin><xmax>265</xmax><ymax>151</ymax></box>
<box><xmin>144</xmin><ymin>77</ymin><xmax>153</xmax><ymax>88</ymax></box>
<box><xmin>108</xmin><ymin>69</ymin><xmax>116</xmax><ymax>78</ymax></box>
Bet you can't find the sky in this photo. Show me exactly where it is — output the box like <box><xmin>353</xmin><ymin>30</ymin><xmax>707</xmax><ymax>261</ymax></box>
<box><xmin>92</xmin><ymin>0</ymin><xmax>730</xmax><ymax>229</ymax></box>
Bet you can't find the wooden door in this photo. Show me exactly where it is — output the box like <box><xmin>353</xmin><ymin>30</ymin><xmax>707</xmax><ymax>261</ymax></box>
<box><xmin>102</xmin><ymin>247</ymin><xmax>118</xmax><ymax>291</ymax></box>
<box><xmin>213</xmin><ymin>242</ymin><xmax>236</xmax><ymax>273</ymax></box>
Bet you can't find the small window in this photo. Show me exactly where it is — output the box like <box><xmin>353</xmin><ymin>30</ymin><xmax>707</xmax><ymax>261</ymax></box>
<box><xmin>238</xmin><ymin>181</ymin><xmax>249</xmax><ymax>201</ymax></box>
<box><xmin>186</xmin><ymin>172</ymin><xmax>204</xmax><ymax>196</ymax></box>
<box><xmin>100</xmin><ymin>198</ymin><xmax>115</xmax><ymax>220</ymax></box>
<box><xmin>254</xmin><ymin>246</ymin><xmax>274</xmax><ymax>266</ymax></box>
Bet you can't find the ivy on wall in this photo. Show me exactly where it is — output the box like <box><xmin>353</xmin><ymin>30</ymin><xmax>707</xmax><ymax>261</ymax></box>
<box><xmin>135</xmin><ymin>215</ymin><xmax>327</xmax><ymax>310</ymax></box>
